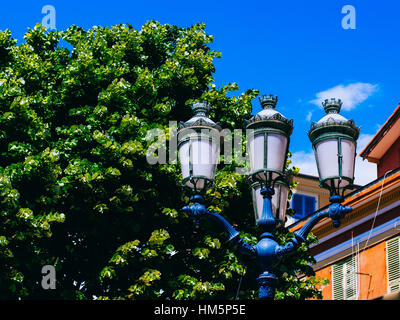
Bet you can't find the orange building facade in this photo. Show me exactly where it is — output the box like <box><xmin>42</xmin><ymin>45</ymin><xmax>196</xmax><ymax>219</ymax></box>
<box><xmin>289</xmin><ymin>103</ymin><xmax>400</xmax><ymax>300</ymax></box>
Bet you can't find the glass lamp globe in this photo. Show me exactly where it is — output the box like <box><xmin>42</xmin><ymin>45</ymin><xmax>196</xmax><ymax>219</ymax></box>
<box><xmin>250</xmin><ymin>179</ymin><xmax>290</xmax><ymax>227</ymax></box>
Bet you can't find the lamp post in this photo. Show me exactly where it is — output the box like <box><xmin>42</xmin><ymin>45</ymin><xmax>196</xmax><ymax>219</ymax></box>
<box><xmin>177</xmin><ymin>96</ymin><xmax>359</xmax><ymax>300</ymax></box>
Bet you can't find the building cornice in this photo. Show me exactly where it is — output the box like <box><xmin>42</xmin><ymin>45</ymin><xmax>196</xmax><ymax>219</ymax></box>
<box><xmin>313</xmin><ymin>185</ymin><xmax>400</xmax><ymax>239</ymax></box>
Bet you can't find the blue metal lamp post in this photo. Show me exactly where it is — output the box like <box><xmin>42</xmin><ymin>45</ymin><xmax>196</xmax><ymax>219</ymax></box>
<box><xmin>177</xmin><ymin>96</ymin><xmax>360</xmax><ymax>300</ymax></box>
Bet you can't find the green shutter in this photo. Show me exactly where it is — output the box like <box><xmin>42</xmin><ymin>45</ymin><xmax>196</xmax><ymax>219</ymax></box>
<box><xmin>332</xmin><ymin>255</ymin><xmax>357</xmax><ymax>300</ymax></box>
<box><xmin>386</xmin><ymin>236</ymin><xmax>400</xmax><ymax>293</ymax></box>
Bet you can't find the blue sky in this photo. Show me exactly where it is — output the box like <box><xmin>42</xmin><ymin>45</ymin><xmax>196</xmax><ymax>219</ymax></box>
<box><xmin>1</xmin><ymin>0</ymin><xmax>399</xmax><ymax>184</ymax></box>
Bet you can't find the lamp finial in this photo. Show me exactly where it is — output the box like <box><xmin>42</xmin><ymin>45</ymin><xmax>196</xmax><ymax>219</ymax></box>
<box><xmin>322</xmin><ymin>98</ymin><xmax>342</xmax><ymax>114</ymax></box>
<box><xmin>192</xmin><ymin>101</ymin><xmax>210</xmax><ymax>117</ymax></box>
<box><xmin>259</xmin><ymin>94</ymin><xmax>278</xmax><ymax>109</ymax></box>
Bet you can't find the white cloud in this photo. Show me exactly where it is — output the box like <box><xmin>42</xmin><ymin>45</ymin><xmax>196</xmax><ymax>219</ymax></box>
<box><xmin>306</xmin><ymin>111</ymin><xmax>313</xmax><ymax>121</ymax></box>
<box><xmin>310</xmin><ymin>83</ymin><xmax>378</xmax><ymax>111</ymax></box>
<box><xmin>291</xmin><ymin>134</ymin><xmax>377</xmax><ymax>187</ymax></box>
<box><xmin>291</xmin><ymin>150</ymin><xmax>318</xmax><ymax>176</ymax></box>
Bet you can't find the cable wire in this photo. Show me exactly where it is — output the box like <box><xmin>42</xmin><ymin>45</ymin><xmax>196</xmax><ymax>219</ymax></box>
<box><xmin>235</xmin><ymin>276</ymin><xmax>243</xmax><ymax>300</ymax></box>
<box><xmin>362</xmin><ymin>170</ymin><xmax>392</xmax><ymax>252</ymax></box>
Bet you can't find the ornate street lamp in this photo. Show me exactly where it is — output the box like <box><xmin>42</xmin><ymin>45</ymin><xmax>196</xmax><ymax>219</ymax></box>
<box><xmin>246</xmin><ymin>94</ymin><xmax>293</xmax><ymax>183</ymax></box>
<box><xmin>308</xmin><ymin>98</ymin><xmax>360</xmax><ymax>227</ymax></box>
<box><xmin>245</xmin><ymin>94</ymin><xmax>293</xmax><ymax>231</ymax></box>
<box><xmin>308</xmin><ymin>98</ymin><xmax>360</xmax><ymax>197</ymax></box>
<box><xmin>177</xmin><ymin>96</ymin><xmax>356</xmax><ymax>300</ymax></box>
<box><xmin>177</xmin><ymin>101</ymin><xmax>221</xmax><ymax>194</ymax></box>
<box><xmin>177</xmin><ymin>101</ymin><xmax>240</xmax><ymax>240</ymax></box>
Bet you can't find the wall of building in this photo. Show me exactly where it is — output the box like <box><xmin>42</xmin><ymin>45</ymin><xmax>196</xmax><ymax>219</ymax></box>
<box><xmin>314</xmin><ymin>241</ymin><xmax>388</xmax><ymax>300</ymax></box>
<box><xmin>378</xmin><ymin>135</ymin><xmax>400</xmax><ymax>178</ymax></box>
<box><xmin>314</xmin><ymin>265</ymin><xmax>332</xmax><ymax>300</ymax></box>
<box><xmin>357</xmin><ymin>241</ymin><xmax>387</xmax><ymax>299</ymax></box>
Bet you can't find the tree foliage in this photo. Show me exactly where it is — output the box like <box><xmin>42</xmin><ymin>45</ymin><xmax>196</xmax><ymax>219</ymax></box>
<box><xmin>0</xmin><ymin>22</ymin><xmax>326</xmax><ymax>300</ymax></box>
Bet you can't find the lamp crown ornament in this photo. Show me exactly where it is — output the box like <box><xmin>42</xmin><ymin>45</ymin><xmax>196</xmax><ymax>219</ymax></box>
<box><xmin>322</xmin><ymin>98</ymin><xmax>342</xmax><ymax>114</ymax></box>
<box><xmin>191</xmin><ymin>101</ymin><xmax>211</xmax><ymax>116</ymax></box>
<box><xmin>259</xmin><ymin>94</ymin><xmax>278</xmax><ymax>109</ymax></box>
<box><xmin>178</xmin><ymin>101</ymin><xmax>221</xmax><ymax>131</ymax></box>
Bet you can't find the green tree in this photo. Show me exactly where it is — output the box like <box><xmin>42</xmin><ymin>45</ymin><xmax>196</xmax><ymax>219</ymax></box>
<box><xmin>0</xmin><ymin>22</ymin><xmax>327</xmax><ymax>300</ymax></box>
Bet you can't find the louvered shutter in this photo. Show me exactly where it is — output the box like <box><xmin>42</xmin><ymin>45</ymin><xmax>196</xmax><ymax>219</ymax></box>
<box><xmin>386</xmin><ymin>236</ymin><xmax>400</xmax><ymax>293</ymax></box>
<box><xmin>332</xmin><ymin>263</ymin><xmax>344</xmax><ymax>300</ymax></box>
<box><xmin>345</xmin><ymin>256</ymin><xmax>357</xmax><ymax>300</ymax></box>
<box><xmin>332</xmin><ymin>255</ymin><xmax>357</xmax><ymax>300</ymax></box>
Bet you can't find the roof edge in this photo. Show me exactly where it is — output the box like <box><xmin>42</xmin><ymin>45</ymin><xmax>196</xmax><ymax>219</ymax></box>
<box><xmin>360</xmin><ymin>103</ymin><xmax>400</xmax><ymax>160</ymax></box>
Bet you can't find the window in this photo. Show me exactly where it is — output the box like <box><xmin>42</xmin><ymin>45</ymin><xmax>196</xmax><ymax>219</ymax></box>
<box><xmin>291</xmin><ymin>193</ymin><xmax>316</xmax><ymax>220</ymax></box>
<box><xmin>386</xmin><ymin>236</ymin><xmax>400</xmax><ymax>293</ymax></box>
<box><xmin>332</xmin><ymin>255</ymin><xmax>357</xmax><ymax>300</ymax></box>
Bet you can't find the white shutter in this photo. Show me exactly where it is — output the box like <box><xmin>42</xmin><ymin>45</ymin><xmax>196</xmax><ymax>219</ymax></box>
<box><xmin>386</xmin><ymin>236</ymin><xmax>400</xmax><ymax>293</ymax></box>
<box><xmin>332</xmin><ymin>255</ymin><xmax>357</xmax><ymax>300</ymax></box>
<box><xmin>344</xmin><ymin>256</ymin><xmax>357</xmax><ymax>300</ymax></box>
<box><xmin>332</xmin><ymin>263</ymin><xmax>344</xmax><ymax>300</ymax></box>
